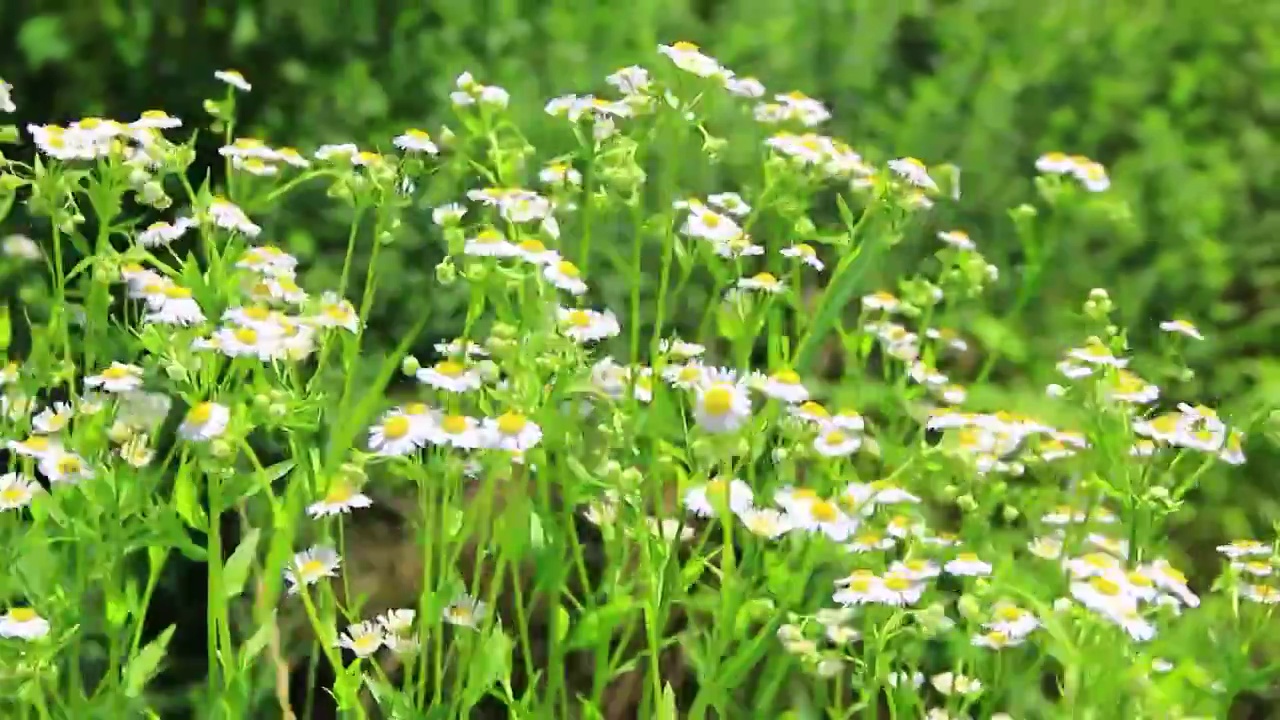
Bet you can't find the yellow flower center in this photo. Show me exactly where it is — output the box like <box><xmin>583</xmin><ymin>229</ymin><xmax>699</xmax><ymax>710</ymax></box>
<box><xmin>163</xmin><ymin>286</ymin><xmax>192</xmax><ymax>299</ymax></box>
<box><xmin>823</xmin><ymin>430</ymin><xmax>848</xmax><ymax>445</ymax></box>
<box><xmin>22</xmin><ymin>437</ymin><xmax>49</xmax><ymax>452</ymax></box>
<box><xmin>1127</xmin><ymin>571</ymin><xmax>1154</xmax><ymax>587</ymax></box>
<box><xmin>671</xmin><ymin>41</ymin><xmax>700</xmax><ymax>51</ymax></box>
<box><xmin>956</xmin><ymin>552</ymin><xmax>979</xmax><ymax>562</ymax></box>
<box><xmin>234</xmin><ymin>328</ymin><xmax>259</xmax><ymax>345</ymax></box>
<box><xmin>496</xmin><ymin>412</ymin><xmax>527</xmax><ymax>436</ymax></box>
<box><xmin>566</xmin><ymin>310</ymin><xmax>592</xmax><ymax>328</ymax></box>
<box><xmin>323</xmin><ymin>483</ymin><xmax>354</xmax><ymax>504</ymax></box>
<box><xmin>702</xmin><ymin>213</ymin><xmax>721</xmax><ymax>228</ymax></box>
<box><xmin>751</xmin><ymin>272</ymin><xmax>778</xmax><ymax>286</ymax></box>
<box><xmin>1090</xmin><ymin>577</ymin><xmax>1122</xmax><ymax>596</ymax></box>
<box><xmin>556</xmin><ymin>260</ymin><xmax>580</xmax><ymax>278</ymax></box>
<box><xmin>382</xmin><ymin>415</ymin><xmax>411</xmax><ymax>440</ymax></box>
<box><xmin>353</xmin><ymin>633</ymin><xmax>379</xmax><ymax>652</ymax></box>
<box><xmin>798</xmin><ymin>401</ymin><xmax>828</xmax><ymax>418</ymax></box>
<box><xmin>407</xmin><ymin>129</ymin><xmax>430</xmax><ymax>140</ymax></box>
<box><xmin>996</xmin><ymin>607</ymin><xmax>1023</xmax><ymax>621</ymax></box>
<box><xmin>847</xmin><ymin>578</ymin><xmax>872</xmax><ymax>592</ymax></box>
<box><xmin>0</xmin><ymin>487</ymin><xmax>27</xmax><ymax>503</ymax></box>
<box><xmin>519</xmin><ymin>239</ymin><xmax>547</xmax><ymax>252</ymax></box>
<box><xmin>883</xmin><ymin>575</ymin><xmax>913</xmax><ymax>592</ymax></box>
<box><xmin>854</xmin><ymin>533</ymin><xmax>882</xmax><ymax>545</ymax></box>
<box><xmin>793</xmin><ymin>243</ymin><xmax>815</xmax><ymax>257</ymax></box>
<box><xmin>434</xmin><ymin>360</ymin><xmax>465</xmax><ymax>378</ymax></box>
<box><xmin>298</xmin><ymin>559</ymin><xmax>325</xmax><ymax>578</ymax></box>
<box><xmin>441</xmin><ymin>415</ymin><xmax>469</xmax><ymax>434</ymax></box>
<box><xmin>101</xmin><ymin>366</ymin><xmax>132</xmax><ymax>380</ymax></box>
<box><xmin>403</xmin><ymin>403</ymin><xmax>429</xmax><ymax>416</ymax></box>
<box><xmin>56</xmin><ymin>456</ymin><xmax>82</xmax><ymax>474</ymax></box>
<box><xmin>772</xmin><ymin>369</ymin><xmax>801</xmax><ymax>385</ymax></box>
<box><xmin>186</xmin><ymin>402</ymin><xmax>214</xmax><ymax>425</ymax></box>
<box><xmin>702</xmin><ymin>385</ymin><xmax>734</xmax><ymax>416</ymax></box>
<box><xmin>809</xmin><ymin>500</ymin><xmax>838</xmax><ymax>523</ymax></box>
<box><xmin>476</xmin><ymin>229</ymin><xmax>503</xmax><ymax>243</ymax></box>
<box><xmin>985</xmin><ymin>630</ymin><xmax>1009</xmax><ymax>645</ymax></box>
<box><xmin>8</xmin><ymin>608</ymin><xmax>37</xmax><ymax>622</ymax></box>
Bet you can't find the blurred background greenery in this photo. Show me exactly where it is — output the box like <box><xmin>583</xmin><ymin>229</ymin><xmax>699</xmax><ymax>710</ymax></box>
<box><xmin>2</xmin><ymin>0</ymin><xmax>1279</xmax><ymax>543</ymax></box>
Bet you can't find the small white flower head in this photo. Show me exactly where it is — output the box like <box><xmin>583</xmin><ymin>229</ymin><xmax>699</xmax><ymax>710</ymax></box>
<box><xmin>32</xmin><ymin>402</ymin><xmax>75</xmax><ymax>435</ymax></box>
<box><xmin>814</xmin><ymin>427</ymin><xmax>862</xmax><ymax>458</ymax></box>
<box><xmin>736</xmin><ymin>507</ymin><xmax>793</xmax><ymax>539</ymax></box>
<box><xmin>539</xmin><ymin>161</ymin><xmax>582</xmax><ymax>187</ymax></box>
<box><xmin>724</xmin><ymin>75</ymin><xmax>766</xmax><ymax>98</ymax></box>
<box><xmin>832</xmin><ymin>570</ymin><xmax>883</xmax><ymax>606</ymax></box>
<box><xmin>464</xmin><ymin>227</ymin><xmax>519</xmax><ymax>258</ymax></box>
<box><xmin>310</xmin><ymin>292</ymin><xmax>360</xmax><ymax>333</ymax></box>
<box><xmin>236</xmin><ymin>245</ymin><xmax>298</xmax><ymax>277</ymax></box>
<box><xmin>684</xmin><ymin>477</ymin><xmax>755</xmax><ymax>518</ymax></box>
<box><xmin>1216</xmin><ymin>539</ymin><xmax>1270</xmax><ymax>559</ymax></box>
<box><xmin>337</xmin><ymin>621</ymin><xmax>384</xmax><ymax>658</ymax></box>
<box><xmin>130</xmin><ymin>109</ymin><xmax>182</xmax><ymax>130</ymax></box>
<box><xmin>85</xmin><ymin>362</ymin><xmax>145</xmax><ymax>393</ymax></box>
<box><xmin>707</xmin><ymin>192</ymin><xmax>751</xmax><ymax>217</ymax></box>
<box><xmin>1243</xmin><ymin>584</ymin><xmax>1280</xmax><ymax>605</ymax></box>
<box><xmin>693</xmin><ymin>380</ymin><xmax>753</xmax><ymax>434</ymax></box>
<box><xmin>416</xmin><ymin>359</ymin><xmax>483</xmax><ymax>393</ymax></box>
<box><xmin>38</xmin><ymin>451</ymin><xmax>94</xmax><ymax>484</ymax></box>
<box><xmin>180</xmin><ymin>401</ymin><xmax>230</xmax><ymax>441</ymax></box>
<box><xmin>737</xmin><ymin>271</ymin><xmax>784</xmax><ymax>294</ymax></box>
<box><xmin>937</xmin><ymin>229</ymin><xmax>975</xmax><ymax>251</ymax></box>
<box><xmin>931</xmin><ymin>672</ymin><xmax>983</xmax><ymax>697</ymax></box>
<box><xmin>790</xmin><ymin>497</ymin><xmax>859</xmax><ymax>542</ymax></box>
<box><xmin>378</xmin><ymin>608</ymin><xmax>416</xmax><ymax>637</ymax></box>
<box><xmin>206</xmin><ymin>197</ymin><xmax>261</xmax><ymax>237</ymax></box>
<box><xmin>780</xmin><ymin>243</ymin><xmax>824</xmax><ymax>270</ymax></box>
<box><xmin>557</xmin><ymin>307</ymin><xmax>621</xmax><ymax>343</ymax></box>
<box><xmin>1067</xmin><ymin>338</ymin><xmax>1128</xmax><ymax>368</ymax></box>
<box><xmin>393</xmin><ymin>128</ymin><xmax>439</xmax><ymax>155</ymax></box>
<box><xmin>443</xmin><ymin>593</ymin><xmax>488</xmax><ymax>629</ymax></box>
<box><xmin>0</xmin><ymin>607</ymin><xmax>49</xmax><ymax>640</ymax></box>
<box><xmin>985</xmin><ymin>603</ymin><xmax>1040</xmax><ymax>639</ymax></box>
<box><xmin>758</xmin><ymin>369</ymin><xmax>809</xmax><ymax>404</ymax></box>
<box><xmin>284</xmin><ymin>546</ymin><xmax>341</xmax><ymax>594</ymax></box>
<box><xmin>138</xmin><ymin>218</ymin><xmax>196</xmax><ymax>248</ymax></box>
<box><xmin>544</xmin><ymin>259</ymin><xmax>589</xmax><ymax>295</ymax></box>
<box><xmin>0</xmin><ymin>79</ymin><xmax>14</xmax><ymax>113</ymax></box>
<box><xmin>432</xmin><ymin>203</ymin><xmax>468</xmax><ymax>226</ymax></box>
<box><xmin>1074</xmin><ymin>161</ymin><xmax>1110</xmax><ymax>192</ymax></box>
<box><xmin>369</xmin><ymin>410</ymin><xmax>426</xmax><ymax>456</ymax></box>
<box><xmin>1035</xmin><ymin>152</ymin><xmax>1077</xmax><ymax>175</ymax></box>
<box><xmin>211</xmin><ymin>326</ymin><xmax>285</xmax><ymax>362</ymax></box>
<box><xmin>890</xmin><ymin>559</ymin><xmax>941</xmax><ymax>581</ymax></box>
<box><xmin>944</xmin><ymin>552</ymin><xmax>992</xmax><ymax>577</ymax></box>
<box><xmin>682</xmin><ymin>204</ymin><xmax>743</xmax><ymax>244</ymax></box>
<box><xmin>423</xmin><ymin>411</ymin><xmax>484</xmax><ymax>450</ymax></box>
<box><xmin>657</xmin><ymin>41</ymin><xmax>725</xmax><ymax>78</ymax></box>
<box><xmin>606</xmin><ymin>65</ymin><xmax>651</xmax><ymax>95</ymax></box>
<box><xmin>483</xmin><ymin>412</ymin><xmax>543</xmax><ymax>452</ymax></box>
<box><xmin>1159</xmin><ymin>319</ymin><xmax>1203</xmax><ymax>340</ymax></box>
<box><xmin>2</xmin><ymin>234</ymin><xmax>42</xmax><ymax>261</ymax></box>
<box><xmin>214</xmin><ymin>69</ymin><xmax>252</xmax><ymax>92</ymax></box>
<box><xmin>846</xmin><ymin>531</ymin><xmax>896</xmax><ymax>553</ymax></box>
<box><xmin>0</xmin><ymin>473</ymin><xmax>40</xmax><ymax>512</ymax></box>
<box><xmin>306</xmin><ymin>479</ymin><xmax>373</xmax><ymax>518</ymax></box>
<box><xmin>435</xmin><ymin>337</ymin><xmax>489</xmax><ymax>358</ymax></box>
<box><xmin>512</xmin><ymin>238</ymin><xmax>559</xmax><ymax>265</ymax></box>
<box><xmin>861</xmin><ymin>291</ymin><xmax>900</xmax><ymax>313</ymax></box>
<box><xmin>888</xmin><ymin>157</ymin><xmax>938</xmax><ymax>191</ymax></box>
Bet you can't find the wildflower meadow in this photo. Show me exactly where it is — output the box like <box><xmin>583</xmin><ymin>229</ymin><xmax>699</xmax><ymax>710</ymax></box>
<box><xmin>0</xmin><ymin>39</ymin><xmax>1277</xmax><ymax>720</ymax></box>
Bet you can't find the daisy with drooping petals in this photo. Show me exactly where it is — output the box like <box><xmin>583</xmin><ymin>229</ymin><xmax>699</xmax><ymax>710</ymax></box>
<box><xmin>284</xmin><ymin>546</ymin><xmax>341</xmax><ymax>595</ymax></box>
<box><xmin>179</xmin><ymin>401</ymin><xmax>230</xmax><ymax>441</ymax></box>
<box><xmin>307</xmin><ymin>481</ymin><xmax>373</xmax><ymax>518</ymax></box>
<box><xmin>684</xmin><ymin>478</ymin><xmax>755</xmax><ymax>517</ymax></box>
<box><xmin>443</xmin><ymin>593</ymin><xmax>488</xmax><ymax>629</ymax></box>
<box><xmin>337</xmin><ymin>621</ymin><xmax>385</xmax><ymax>658</ymax></box>
<box><xmin>85</xmin><ymin>362</ymin><xmax>145</xmax><ymax>393</ymax></box>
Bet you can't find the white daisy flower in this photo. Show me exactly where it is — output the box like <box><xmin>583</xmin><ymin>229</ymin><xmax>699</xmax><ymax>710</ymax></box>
<box><xmin>0</xmin><ymin>473</ymin><xmax>40</xmax><ymax>511</ymax></box>
<box><xmin>707</xmin><ymin>192</ymin><xmax>751</xmax><ymax>216</ymax></box>
<box><xmin>538</xmin><ymin>162</ymin><xmax>582</xmax><ymax>186</ymax></box>
<box><xmin>463</xmin><ymin>228</ymin><xmax>519</xmax><ymax>258</ymax></box>
<box><xmin>736</xmin><ymin>507</ymin><xmax>793</xmax><ymax>539</ymax></box>
<box><xmin>179</xmin><ymin>401</ymin><xmax>230</xmax><ymax>441</ymax></box>
<box><xmin>681</xmin><ymin>205</ymin><xmax>742</xmax><ymax>243</ymax></box>
<box><xmin>683</xmin><ymin>477</ymin><xmax>754</xmax><ymax>517</ymax></box>
<box><xmin>32</xmin><ymin>402</ymin><xmax>75</xmax><ymax>434</ymax></box>
<box><xmin>337</xmin><ymin>621</ymin><xmax>384</xmax><ymax>658</ymax></box>
<box><xmin>424</xmin><ymin>412</ymin><xmax>485</xmax><ymax>450</ymax></box>
<box><xmin>2</xmin><ymin>234</ymin><xmax>42</xmax><ymax>261</ymax></box>
<box><xmin>214</xmin><ymin>69</ymin><xmax>251</xmax><ymax>91</ymax></box>
<box><xmin>377</xmin><ymin>608</ymin><xmax>416</xmax><ymax>636</ymax></box>
<box><xmin>85</xmin><ymin>362</ymin><xmax>145</xmax><ymax>393</ymax></box>
<box><xmin>780</xmin><ymin>243</ymin><xmax>824</xmax><ymax>270</ymax></box>
<box><xmin>144</xmin><ymin>285</ymin><xmax>207</xmax><ymax>326</ymax></box>
<box><xmin>657</xmin><ymin>41</ymin><xmax>725</xmax><ymax>78</ymax></box>
<box><xmin>789</xmin><ymin>497</ymin><xmax>858</xmax><ymax>542</ymax></box>
<box><xmin>757</xmin><ymin>369</ymin><xmax>809</xmax><ymax>403</ymax></box>
<box><xmin>514</xmin><ymin>238</ymin><xmax>559</xmax><ymax>265</ymax></box>
<box><xmin>544</xmin><ymin>259</ymin><xmax>588</xmax><ymax>295</ymax></box>
<box><xmin>737</xmin><ymin>272</ymin><xmax>785</xmax><ymax>294</ymax></box>
<box><xmin>1217</xmin><ymin>540</ymin><xmax>1270</xmax><ymax>559</ymax></box>
<box><xmin>1159</xmin><ymin>319</ymin><xmax>1203</xmax><ymax>340</ymax></box>
<box><xmin>937</xmin><ymin>230</ymin><xmax>975</xmax><ymax>250</ymax></box>
<box><xmin>723</xmin><ymin>75</ymin><xmax>766</xmax><ymax>98</ymax></box>
<box><xmin>693</xmin><ymin>380</ymin><xmax>752</xmax><ymax>433</ymax></box>
<box><xmin>393</xmin><ymin>129</ymin><xmax>439</xmax><ymax>155</ymax></box>
<box><xmin>138</xmin><ymin>218</ymin><xmax>196</xmax><ymax>248</ymax></box>
<box><xmin>236</xmin><ymin>246</ymin><xmax>298</xmax><ymax>276</ymax></box>
<box><xmin>944</xmin><ymin>552</ymin><xmax>992</xmax><ymax>577</ymax></box>
<box><xmin>888</xmin><ymin>157</ymin><xmax>937</xmax><ymax>191</ymax></box>
<box><xmin>310</xmin><ymin>293</ymin><xmax>360</xmax><ymax>333</ymax></box>
<box><xmin>1035</xmin><ymin>152</ymin><xmax>1077</xmax><ymax>174</ymax></box>
<box><xmin>814</xmin><ymin>427</ymin><xmax>861</xmax><ymax>457</ymax></box>
<box><xmin>368</xmin><ymin>411</ymin><xmax>426</xmax><ymax>456</ymax></box>
<box><xmin>207</xmin><ymin>197</ymin><xmax>261</xmax><ymax>237</ymax></box>
<box><xmin>483</xmin><ymin>412</ymin><xmax>543</xmax><ymax>452</ymax></box>
<box><xmin>443</xmin><ymin>593</ymin><xmax>488</xmax><ymax>629</ymax></box>
<box><xmin>984</xmin><ymin>604</ymin><xmax>1040</xmax><ymax>639</ymax></box>
<box><xmin>38</xmin><ymin>451</ymin><xmax>94</xmax><ymax>484</ymax></box>
<box><xmin>557</xmin><ymin>307</ymin><xmax>621</xmax><ymax>343</ymax></box>
<box><xmin>416</xmin><ymin>360</ymin><xmax>483</xmax><ymax>393</ymax></box>
<box><xmin>861</xmin><ymin>291</ymin><xmax>900</xmax><ymax>313</ymax></box>
<box><xmin>832</xmin><ymin>571</ymin><xmax>885</xmax><ymax>606</ymax></box>
<box><xmin>284</xmin><ymin>546</ymin><xmax>341</xmax><ymax>595</ymax></box>
<box><xmin>0</xmin><ymin>608</ymin><xmax>49</xmax><ymax>640</ymax></box>
<box><xmin>846</xmin><ymin>531</ymin><xmax>896</xmax><ymax>553</ymax></box>
<box><xmin>0</xmin><ymin>80</ymin><xmax>14</xmax><ymax>113</ymax></box>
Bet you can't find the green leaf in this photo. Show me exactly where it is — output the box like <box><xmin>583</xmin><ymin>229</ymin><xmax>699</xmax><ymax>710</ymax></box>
<box><xmin>0</xmin><ymin>305</ymin><xmax>10</xmax><ymax>351</ymax></box>
<box><xmin>462</xmin><ymin>628</ymin><xmax>513</xmax><ymax>710</ymax></box>
<box><xmin>173</xmin><ymin>466</ymin><xmax>207</xmax><ymax>531</ymax></box>
<box><xmin>17</xmin><ymin>16</ymin><xmax>72</xmax><ymax>69</ymax></box>
<box><xmin>238</xmin><ymin>610</ymin><xmax>275</xmax><ymax>668</ymax></box>
<box><xmin>222</xmin><ymin>528</ymin><xmax>260</xmax><ymax>600</ymax></box>
<box><xmin>124</xmin><ymin>625</ymin><xmax>175</xmax><ymax>697</ymax></box>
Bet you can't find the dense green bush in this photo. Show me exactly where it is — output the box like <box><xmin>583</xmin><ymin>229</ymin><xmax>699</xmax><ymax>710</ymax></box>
<box><xmin>3</xmin><ymin>0</ymin><xmax>1279</xmax><ymax>534</ymax></box>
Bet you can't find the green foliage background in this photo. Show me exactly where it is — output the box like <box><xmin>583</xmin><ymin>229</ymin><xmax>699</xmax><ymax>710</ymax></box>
<box><xmin>3</xmin><ymin>0</ymin><xmax>1279</xmax><ymax>541</ymax></box>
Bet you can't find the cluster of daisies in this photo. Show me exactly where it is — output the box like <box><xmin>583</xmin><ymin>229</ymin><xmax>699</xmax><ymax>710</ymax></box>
<box><xmin>1035</xmin><ymin>151</ymin><xmax>1112</xmax><ymax>193</ymax></box>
